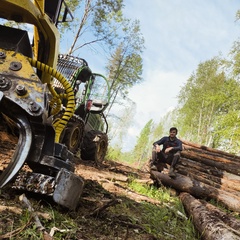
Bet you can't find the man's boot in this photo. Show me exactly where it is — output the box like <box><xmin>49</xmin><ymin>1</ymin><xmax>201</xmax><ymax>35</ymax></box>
<box><xmin>150</xmin><ymin>165</ymin><xmax>158</xmax><ymax>171</ymax></box>
<box><xmin>168</xmin><ymin>166</ymin><xmax>176</xmax><ymax>178</ymax></box>
<box><xmin>150</xmin><ymin>148</ymin><xmax>159</xmax><ymax>171</ymax></box>
<box><xmin>168</xmin><ymin>152</ymin><xmax>180</xmax><ymax>178</ymax></box>
<box><xmin>156</xmin><ymin>162</ymin><xmax>166</xmax><ymax>172</ymax></box>
<box><xmin>149</xmin><ymin>158</ymin><xmax>158</xmax><ymax>171</ymax></box>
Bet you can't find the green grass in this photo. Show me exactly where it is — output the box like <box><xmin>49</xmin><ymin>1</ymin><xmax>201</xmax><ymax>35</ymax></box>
<box><xmin>124</xmin><ymin>180</ymin><xmax>200</xmax><ymax>239</ymax></box>
<box><xmin>0</xmin><ymin>173</ymin><xmax>201</xmax><ymax>239</ymax></box>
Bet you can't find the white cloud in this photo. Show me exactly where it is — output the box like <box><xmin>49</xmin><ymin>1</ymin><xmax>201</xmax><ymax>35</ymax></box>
<box><xmin>129</xmin><ymin>69</ymin><xmax>187</xmax><ymax>124</ymax></box>
<box><xmin>118</xmin><ymin>0</ymin><xmax>240</xmax><ymax>151</ymax></box>
<box><xmin>60</xmin><ymin>1</ymin><xmax>240</xmax><ymax>151</ymax></box>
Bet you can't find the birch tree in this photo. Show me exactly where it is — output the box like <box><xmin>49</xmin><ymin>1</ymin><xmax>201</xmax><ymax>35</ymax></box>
<box><xmin>132</xmin><ymin>120</ymin><xmax>154</xmax><ymax>166</ymax></box>
<box><xmin>177</xmin><ymin>57</ymin><xmax>226</xmax><ymax>145</ymax></box>
<box><xmin>63</xmin><ymin>0</ymin><xmax>125</xmax><ymax>55</ymax></box>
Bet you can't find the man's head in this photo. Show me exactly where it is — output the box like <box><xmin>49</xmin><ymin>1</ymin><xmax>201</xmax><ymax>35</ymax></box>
<box><xmin>169</xmin><ymin>127</ymin><xmax>178</xmax><ymax>139</ymax></box>
<box><xmin>170</xmin><ymin>127</ymin><xmax>178</xmax><ymax>134</ymax></box>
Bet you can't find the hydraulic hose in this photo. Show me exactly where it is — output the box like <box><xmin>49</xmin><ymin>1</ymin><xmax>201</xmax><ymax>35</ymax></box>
<box><xmin>27</xmin><ymin>58</ymin><xmax>75</xmax><ymax>143</ymax></box>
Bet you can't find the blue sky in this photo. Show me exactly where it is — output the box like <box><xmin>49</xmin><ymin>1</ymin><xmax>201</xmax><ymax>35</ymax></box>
<box><xmin>61</xmin><ymin>1</ymin><xmax>240</xmax><ymax>151</ymax></box>
<box><xmin>118</xmin><ymin>0</ymin><xmax>240</xmax><ymax>150</ymax></box>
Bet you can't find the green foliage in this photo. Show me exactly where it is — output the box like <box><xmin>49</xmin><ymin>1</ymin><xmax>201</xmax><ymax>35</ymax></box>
<box><xmin>106</xmin><ymin>19</ymin><xmax>144</xmax><ymax>112</ymax></box>
<box><xmin>236</xmin><ymin>10</ymin><xmax>240</xmax><ymax>21</ymax></box>
<box><xmin>106</xmin><ymin>145</ymin><xmax>123</xmax><ymax>161</ymax></box>
<box><xmin>213</xmin><ymin>109</ymin><xmax>240</xmax><ymax>152</ymax></box>
<box><xmin>152</xmin><ymin>121</ymin><xmax>164</xmax><ymax>141</ymax></box>
<box><xmin>58</xmin><ymin>0</ymin><xmax>81</xmax><ymax>31</ymax></box>
<box><xmin>174</xmin><ymin>53</ymin><xmax>240</xmax><ymax>153</ymax></box>
<box><xmin>66</xmin><ymin>0</ymin><xmax>127</xmax><ymax>53</ymax></box>
<box><xmin>229</xmin><ymin>41</ymin><xmax>240</xmax><ymax>78</ymax></box>
<box><xmin>107</xmin><ymin>101</ymin><xmax>136</xmax><ymax>151</ymax></box>
<box><xmin>123</xmin><ymin>181</ymin><xmax>199</xmax><ymax>239</ymax></box>
<box><xmin>106</xmin><ymin>146</ymin><xmax>136</xmax><ymax>163</ymax></box>
<box><xmin>129</xmin><ymin>181</ymin><xmax>173</xmax><ymax>203</ymax></box>
<box><xmin>177</xmin><ymin>57</ymin><xmax>228</xmax><ymax>145</ymax></box>
<box><xmin>93</xmin><ymin>0</ymin><xmax>124</xmax><ymax>41</ymax></box>
<box><xmin>132</xmin><ymin>120</ymin><xmax>154</xmax><ymax>166</ymax></box>
<box><xmin>63</xmin><ymin>0</ymin><xmax>145</xmax><ymax>130</ymax></box>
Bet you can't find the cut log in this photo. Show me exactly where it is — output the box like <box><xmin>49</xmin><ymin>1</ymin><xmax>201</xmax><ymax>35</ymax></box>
<box><xmin>178</xmin><ymin>157</ymin><xmax>240</xmax><ymax>192</ymax></box>
<box><xmin>177</xmin><ymin>168</ymin><xmax>240</xmax><ymax>198</ymax></box>
<box><xmin>179</xmin><ymin>192</ymin><xmax>240</xmax><ymax>240</ymax></box>
<box><xmin>181</xmin><ymin>150</ymin><xmax>240</xmax><ymax>176</ymax></box>
<box><xmin>182</xmin><ymin>144</ymin><xmax>240</xmax><ymax>161</ymax></box>
<box><xmin>178</xmin><ymin>157</ymin><xmax>240</xmax><ymax>180</ymax></box>
<box><xmin>176</xmin><ymin>164</ymin><xmax>240</xmax><ymax>193</ymax></box>
<box><xmin>150</xmin><ymin>170</ymin><xmax>240</xmax><ymax>212</ymax></box>
<box><xmin>182</xmin><ymin>139</ymin><xmax>240</xmax><ymax>161</ymax></box>
<box><xmin>204</xmin><ymin>202</ymin><xmax>240</xmax><ymax>231</ymax></box>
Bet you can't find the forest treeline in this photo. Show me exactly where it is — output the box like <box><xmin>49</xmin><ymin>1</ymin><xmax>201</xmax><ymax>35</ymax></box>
<box><xmin>59</xmin><ymin>2</ymin><xmax>240</xmax><ymax>164</ymax></box>
<box><xmin>108</xmin><ymin>10</ymin><xmax>240</xmax><ymax>165</ymax></box>
<box><xmin>4</xmin><ymin>1</ymin><xmax>240</xmax><ymax>165</ymax></box>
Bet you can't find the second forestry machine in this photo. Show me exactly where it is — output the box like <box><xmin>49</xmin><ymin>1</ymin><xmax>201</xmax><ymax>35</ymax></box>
<box><xmin>0</xmin><ymin>0</ymin><xmax>110</xmax><ymax>209</ymax></box>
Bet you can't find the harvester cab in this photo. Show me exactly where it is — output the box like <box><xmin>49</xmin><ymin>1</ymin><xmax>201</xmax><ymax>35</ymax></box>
<box><xmin>54</xmin><ymin>54</ymin><xmax>110</xmax><ymax>163</ymax></box>
<box><xmin>0</xmin><ymin>0</ymin><xmax>109</xmax><ymax>210</ymax></box>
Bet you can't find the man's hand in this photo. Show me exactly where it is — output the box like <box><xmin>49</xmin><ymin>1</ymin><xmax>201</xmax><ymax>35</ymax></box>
<box><xmin>155</xmin><ymin>145</ymin><xmax>161</xmax><ymax>152</ymax></box>
<box><xmin>165</xmin><ymin>147</ymin><xmax>173</xmax><ymax>153</ymax></box>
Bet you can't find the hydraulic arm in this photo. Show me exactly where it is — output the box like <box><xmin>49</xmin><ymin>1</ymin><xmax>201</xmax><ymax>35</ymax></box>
<box><xmin>0</xmin><ymin>0</ymin><xmax>84</xmax><ymax>210</ymax></box>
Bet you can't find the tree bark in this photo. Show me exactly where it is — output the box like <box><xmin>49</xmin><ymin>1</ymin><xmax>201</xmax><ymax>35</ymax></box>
<box><xmin>181</xmin><ymin>150</ymin><xmax>240</xmax><ymax>175</ymax></box>
<box><xmin>179</xmin><ymin>192</ymin><xmax>240</xmax><ymax>240</ymax></box>
<box><xmin>182</xmin><ymin>140</ymin><xmax>240</xmax><ymax>161</ymax></box>
<box><xmin>203</xmin><ymin>202</ymin><xmax>240</xmax><ymax>231</ymax></box>
<box><xmin>150</xmin><ymin>170</ymin><xmax>240</xmax><ymax>212</ymax></box>
<box><xmin>176</xmin><ymin>163</ymin><xmax>240</xmax><ymax>193</ymax></box>
<box><xmin>178</xmin><ymin>157</ymin><xmax>240</xmax><ymax>179</ymax></box>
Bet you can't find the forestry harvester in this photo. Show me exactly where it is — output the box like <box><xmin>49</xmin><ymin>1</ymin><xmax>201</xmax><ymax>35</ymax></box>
<box><xmin>0</xmin><ymin>0</ymin><xmax>110</xmax><ymax>210</ymax></box>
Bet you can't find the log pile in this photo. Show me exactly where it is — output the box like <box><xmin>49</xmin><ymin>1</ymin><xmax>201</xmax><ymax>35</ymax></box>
<box><xmin>180</xmin><ymin>192</ymin><xmax>240</xmax><ymax>240</ymax></box>
<box><xmin>150</xmin><ymin>140</ymin><xmax>240</xmax><ymax>239</ymax></box>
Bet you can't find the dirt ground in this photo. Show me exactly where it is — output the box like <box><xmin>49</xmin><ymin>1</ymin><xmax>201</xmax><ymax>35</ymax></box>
<box><xmin>0</xmin><ymin>129</ymin><xmax>164</xmax><ymax>239</ymax></box>
<box><xmin>2</xmin><ymin>126</ymin><xmax>240</xmax><ymax>239</ymax></box>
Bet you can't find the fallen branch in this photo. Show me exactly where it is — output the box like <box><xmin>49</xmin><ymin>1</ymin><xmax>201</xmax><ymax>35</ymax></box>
<box><xmin>49</xmin><ymin>227</ymin><xmax>72</xmax><ymax>237</ymax></box>
<box><xmin>105</xmin><ymin>175</ymin><xmax>128</xmax><ymax>182</ymax></box>
<box><xmin>0</xmin><ymin>204</ymin><xmax>51</xmax><ymax>220</ymax></box>
<box><xmin>19</xmin><ymin>194</ymin><xmax>52</xmax><ymax>240</ymax></box>
<box><xmin>0</xmin><ymin>205</ymin><xmax>22</xmax><ymax>214</ymax></box>
<box><xmin>0</xmin><ymin>222</ymin><xmax>30</xmax><ymax>239</ymax></box>
<box><xmin>89</xmin><ymin>198</ymin><xmax>122</xmax><ymax>217</ymax></box>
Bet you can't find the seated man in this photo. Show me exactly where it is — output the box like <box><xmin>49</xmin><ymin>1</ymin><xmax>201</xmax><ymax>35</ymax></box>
<box><xmin>150</xmin><ymin>127</ymin><xmax>182</xmax><ymax>178</ymax></box>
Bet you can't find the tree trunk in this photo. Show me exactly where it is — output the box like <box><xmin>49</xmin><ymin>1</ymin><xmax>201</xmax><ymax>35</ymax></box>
<box><xmin>179</xmin><ymin>192</ymin><xmax>240</xmax><ymax>240</ymax></box>
<box><xmin>203</xmin><ymin>202</ymin><xmax>240</xmax><ymax>231</ymax></box>
<box><xmin>176</xmin><ymin>162</ymin><xmax>240</xmax><ymax>193</ymax></box>
<box><xmin>181</xmin><ymin>150</ymin><xmax>240</xmax><ymax>175</ymax></box>
<box><xmin>150</xmin><ymin>170</ymin><xmax>240</xmax><ymax>212</ymax></box>
<box><xmin>178</xmin><ymin>157</ymin><xmax>240</xmax><ymax>179</ymax></box>
<box><xmin>151</xmin><ymin>140</ymin><xmax>240</xmax><ymax>238</ymax></box>
<box><xmin>182</xmin><ymin>140</ymin><xmax>240</xmax><ymax>161</ymax></box>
